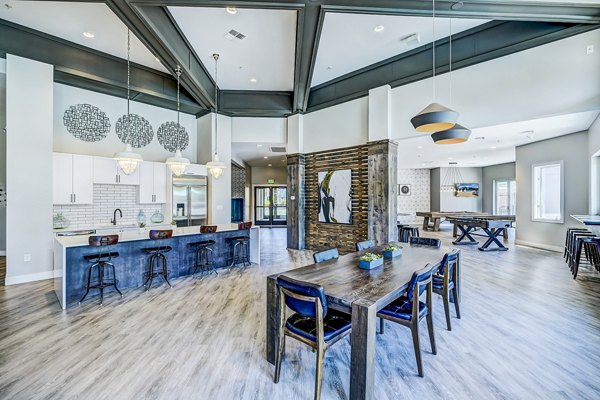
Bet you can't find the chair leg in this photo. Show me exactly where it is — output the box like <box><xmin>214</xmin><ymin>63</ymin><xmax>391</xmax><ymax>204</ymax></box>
<box><xmin>574</xmin><ymin>242</ymin><xmax>583</xmax><ymax>280</ymax></box>
<box><xmin>110</xmin><ymin>263</ymin><xmax>123</xmax><ymax>297</ymax></box>
<box><xmin>145</xmin><ymin>254</ymin><xmax>155</xmax><ymax>291</ymax></box>
<box><xmin>207</xmin><ymin>248</ymin><xmax>218</xmax><ymax>275</ymax></box>
<box><xmin>452</xmin><ymin>286</ymin><xmax>461</xmax><ymax>319</ymax></box>
<box><xmin>379</xmin><ymin>318</ymin><xmax>385</xmax><ymax>334</ymax></box>
<box><xmin>79</xmin><ymin>265</ymin><xmax>94</xmax><ymax>304</ymax></box>
<box><xmin>161</xmin><ymin>254</ymin><xmax>172</xmax><ymax>287</ymax></box>
<box><xmin>192</xmin><ymin>247</ymin><xmax>200</xmax><ymax>276</ymax></box>
<box><xmin>410</xmin><ymin>323</ymin><xmax>424</xmax><ymax>377</ymax></box>
<box><xmin>98</xmin><ymin>264</ymin><xmax>105</xmax><ymax>306</ymax></box>
<box><xmin>426</xmin><ymin>313</ymin><xmax>437</xmax><ymax>355</ymax></box>
<box><xmin>314</xmin><ymin>345</ymin><xmax>325</xmax><ymax>400</ymax></box>
<box><xmin>442</xmin><ymin>290</ymin><xmax>452</xmax><ymax>331</ymax></box>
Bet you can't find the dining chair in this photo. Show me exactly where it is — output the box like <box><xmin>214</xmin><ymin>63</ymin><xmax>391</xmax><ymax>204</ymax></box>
<box><xmin>313</xmin><ymin>248</ymin><xmax>339</xmax><ymax>263</ymax></box>
<box><xmin>377</xmin><ymin>263</ymin><xmax>437</xmax><ymax>377</ymax></box>
<box><xmin>355</xmin><ymin>240</ymin><xmax>374</xmax><ymax>251</ymax></box>
<box><xmin>409</xmin><ymin>237</ymin><xmax>441</xmax><ymax>248</ymax></box>
<box><xmin>433</xmin><ymin>250</ymin><xmax>461</xmax><ymax>330</ymax></box>
<box><xmin>274</xmin><ymin>275</ymin><xmax>352</xmax><ymax>400</ymax></box>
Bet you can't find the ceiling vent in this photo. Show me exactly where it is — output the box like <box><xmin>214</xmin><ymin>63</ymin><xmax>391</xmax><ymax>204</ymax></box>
<box><xmin>225</xmin><ymin>29</ymin><xmax>246</xmax><ymax>41</ymax></box>
<box><xmin>270</xmin><ymin>146</ymin><xmax>287</xmax><ymax>153</ymax></box>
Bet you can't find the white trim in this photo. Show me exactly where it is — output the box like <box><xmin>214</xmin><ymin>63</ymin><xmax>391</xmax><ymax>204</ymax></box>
<box><xmin>5</xmin><ymin>270</ymin><xmax>54</xmax><ymax>286</ymax></box>
<box><xmin>531</xmin><ymin>160</ymin><xmax>564</xmax><ymax>224</ymax></box>
<box><xmin>515</xmin><ymin>239</ymin><xmax>562</xmax><ymax>253</ymax></box>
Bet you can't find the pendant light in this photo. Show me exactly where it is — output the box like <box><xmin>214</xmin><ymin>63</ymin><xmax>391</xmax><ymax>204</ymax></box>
<box><xmin>410</xmin><ymin>0</ymin><xmax>458</xmax><ymax>133</ymax></box>
<box><xmin>206</xmin><ymin>53</ymin><xmax>226</xmax><ymax>180</ymax></box>
<box><xmin>165</xmin><ymin>65</ymin><xmax>191</xmax><ymax>176</ymax></box>
<box><xmin>440</xmin><ymin>162</ymin><xmax>464</xmax><ymax>192</ymax></box>
<box><xmin>113</xmin><ymin>29</ymin><xmax>143</xmax><ymax>175</ymax></box>
<box><xmin>432</xmin><ymin>17</ymin><xmax>471</xmax><ymax>144</ymax></box>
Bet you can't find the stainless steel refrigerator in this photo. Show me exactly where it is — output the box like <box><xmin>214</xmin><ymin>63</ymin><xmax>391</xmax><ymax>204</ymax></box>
<box><xmin>172</xmin><ymin>175</ymin><xmax>208</xmax><ymax>227</ymax></box>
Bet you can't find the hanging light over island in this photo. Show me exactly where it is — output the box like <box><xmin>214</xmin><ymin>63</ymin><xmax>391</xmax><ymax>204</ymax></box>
<box><xmin>206</xmin><ymin>53</ymin><xmax>226</xmax><ymax>180</ymax></box>
<box><xmin>165</xmin><ymin>65</ymin><xmax>190</xmax><ymax>176</ymax></box>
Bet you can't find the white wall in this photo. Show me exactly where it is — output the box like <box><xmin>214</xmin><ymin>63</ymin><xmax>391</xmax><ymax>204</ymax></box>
<box><xmin>397</xmin><ymin>169</ymin><xmax>430</xmax><ymax>224</ymax></box>
<box><xmin>303</xmin><ymin>97</ymin><xmax>368</xmax><ymax>153</ymax></box>
<box><xmin>6</xmin><ymin>55</ymin><xmax>54</xmax><ymax>283</ymax></box>
<box><xmin>251</xmin><ymin>167</ymin><xmax>287</xmax><ymax>185</ymax></box>
<box><xmin>589</xmin><ymin>115</ymin><xmax>600</xmax><ymax>214</ymax></box>
<box><xmin>54</xmin><ymin>84</ymin><xmax>197</xmax><ymax>162</ymax></box>
<box><xmin>0</xmin><ymin>70</ymin><xmax>6</xmax><ymax>253</ymax></box>
<box><xmin>231</xmin><ymin>117</ymin><xmax>287</xmax><ymax>143</ymax></box>
<box><xmin>431</xmin><ymin>167</ymin><xmax>483</xmax><ymax>212</ymax></box>
<box><xmin>516</xmin><ymin>131</ymin><xmax>589</xmax><ymax>251</ymax></box>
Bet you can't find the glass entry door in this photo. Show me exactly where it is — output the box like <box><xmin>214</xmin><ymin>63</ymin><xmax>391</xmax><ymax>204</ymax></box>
<box><xmin>494</xmin><ymin>179</ymin><xmax>516</xmax><ymax>215</ymax></box>
<box><xmin>254</xmin><ymin>186</ymin><xmax>287</xmax><ymax>226</ymax></box>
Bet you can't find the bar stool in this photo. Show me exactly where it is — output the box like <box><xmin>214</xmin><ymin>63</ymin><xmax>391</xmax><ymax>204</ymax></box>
<box><xmin>567</xmin><ymin>231</ymin><xmax>595</xmax><ymax>271</ymax></box>
<box><xmin>79</xmin><ymin>235</ymin><xmax>122</xmax><ymax>306</ymax></box>
<box><xmin>572</xmin><ymin>236</ymin><xmax>600</xmax><ymax>279</ymax></box>
<box><xmin>190</xmin><ymin>225</ymin><xmax>218</xmax><ymax>279</ymax></box>
<box><xmin>229</xmin><ymin>221</ymin><xmax>252</xmax><ymax>271</ymax></box>
<box><xmin>400</xmin><ymin>226</ymin><xmax>420</xmax><ymax>243</ymax></box>
<box><xmin>142</xmin><ymin>230</ymin><xmax>173</xmax><ymax>290</ymax></box>
<box><xmin>564</xmin><ymin>228</ymin><xmax>589</xmax><ymax>260</ymax></box>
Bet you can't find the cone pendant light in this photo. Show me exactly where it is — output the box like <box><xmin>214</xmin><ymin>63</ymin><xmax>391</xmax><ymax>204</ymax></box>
<box><xmin>410</xmin><ymin>0</ymin><xmax>458</xmax><ymax>133</ymax></box>
<box><xmin>206</xmin><ymin>53</ymin><xmax>226</xmax><ymax>180</ymax></box>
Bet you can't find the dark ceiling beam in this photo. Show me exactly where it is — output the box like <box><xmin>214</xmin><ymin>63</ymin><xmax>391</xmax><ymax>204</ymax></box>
<box><xmin>307</xmin><ymin>20</ymin><xmax>600</xmax><ymax>112</ymax></box>
<box><xmin>293</xmin><ymin>4</ymin><xmax>323</xmax><ymax>112</ymax></box>
<box><xmin>0</xmin><ymin>18</ymin><xmax>202</xmax><ymax>114</ymax></box>
<box><xmin>219</xmin><ymin>90</ymin><xmax>293</xmax><ymax>117</ymax></box>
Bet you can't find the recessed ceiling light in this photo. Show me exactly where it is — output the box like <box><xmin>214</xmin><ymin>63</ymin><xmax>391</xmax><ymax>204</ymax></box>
<box><xmin>417</xmin><ymin>145</ymin><xmax>423</xmax><ymax>149</ymax></box>
<box><xmin>263</xmin><ymin>156</ymin><xmax>268</xmax><ymax>159</ymax></box>
<box><xmin>268</xmin><ymin>164</ymin><xmax>272</xmax><ymax>167</ymax></box>
<box><xmin>82</xmin><ymin>31</ymin><xmax>95</xmax><ymax>39</ymax></box>
<box><xmin>250</xmin><ymin>78</ymin><xmax>257</xmax><ymax>83</ymax></box>
<box><xmin>373</xmin><ymin>25</ymin><xmax>385</xmax><ymax>33</ymax></box>
<box><xmin>226</xmin><ymin>6</ymin><xmax>237</xmax><ymax>15</ymax></box>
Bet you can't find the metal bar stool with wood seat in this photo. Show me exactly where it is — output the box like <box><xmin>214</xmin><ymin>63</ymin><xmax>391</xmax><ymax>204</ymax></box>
<box><xmin>190</xmin><ymin>225</ymin><xmax>218</xmax><ymax>279</ymax></box>
<box><xmin>142</xmin><ymin>230</ymin><xmax>173</xmax><ymax>290</ymax></box>
<box><xmin>79</xmin><ymin>235</ymin><xmax>122</xmax><ymax>306</ymax></box>
<box><xmin>433</xmin><ymin>250</ymin><xmax>461</xmax><ymax>331</ymax></box>
<box><xmin>229</xmin><ymin>222</ymin><xmax>252</xmax><ymax>271</ymax></box>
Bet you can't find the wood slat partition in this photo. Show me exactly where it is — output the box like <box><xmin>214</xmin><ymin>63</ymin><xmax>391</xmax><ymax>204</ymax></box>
<box><xmin>304</xmin><ymin>145</ymin><xmax>369</xmax><ymax>254</ymax></box>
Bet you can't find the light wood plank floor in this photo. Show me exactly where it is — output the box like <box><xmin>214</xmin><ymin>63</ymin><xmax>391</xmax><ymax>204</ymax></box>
<box><xmin>1</xmin><ymin>227</ymin><xmax>600</xmax><ymax>399</ymax></box>
<box><xmin>0</xmin><ymin>256</ymin><xmax>5</xmax><ymax>286</ymax></box>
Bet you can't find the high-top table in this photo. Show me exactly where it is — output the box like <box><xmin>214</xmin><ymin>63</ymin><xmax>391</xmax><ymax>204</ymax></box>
<box><xmin>266</xmin><ymin>244</ymin><xmax>459</xmax><ymax>400</ymax></box>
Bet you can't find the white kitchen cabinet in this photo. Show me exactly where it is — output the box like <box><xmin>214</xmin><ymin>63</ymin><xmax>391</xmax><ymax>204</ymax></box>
<box><xmin>52</xmin><ymin>153</ymin><xmax>93</xmax><ymax>205</ymax></box>
<box><xmin>93</xmin><ymin>156</ymin><xmax>140</xmax><ymax>185</ymax></box>
<box><xmin>138</xmin><ymin>161</ymin><xmax>167</xmax><ymax>204</ymax></box>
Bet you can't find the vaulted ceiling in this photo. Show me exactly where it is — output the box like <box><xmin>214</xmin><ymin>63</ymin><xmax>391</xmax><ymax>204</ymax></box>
<box><xmin>0</xmin><ymin>0</ymin><xmax>599</xmax><ymax>117</ymax></box>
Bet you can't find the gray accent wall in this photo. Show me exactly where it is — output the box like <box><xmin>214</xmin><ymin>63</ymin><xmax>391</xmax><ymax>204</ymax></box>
<box><xmin>588</xmin><ymin>115</ymin><xmax>600</xmax><ymax>214</ymax></box>
<box><xmin>482</xmin><ymin>162</ymin><xmax>516</xmax><ymax>214</ymax></box>
<box><xmin>430</xmin><ymin>168</ymin><xmax>440</xmax><ymax>212</ymax></box>
<box><xmin>431</xmin><ymin>167</ymin><xmax>483</xmax><ymax>212</ymax></box>
<box><xmin>515</xmin><ymin>131</ymin><xmax>589</xmax><ymax>250</ymax></box>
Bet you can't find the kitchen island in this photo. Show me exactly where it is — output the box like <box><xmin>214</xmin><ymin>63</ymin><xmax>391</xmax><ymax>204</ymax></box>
<box><xmin>54</xmin><ymin>224</ymin><xmax>260</xmax><ymax>309</ymax></box>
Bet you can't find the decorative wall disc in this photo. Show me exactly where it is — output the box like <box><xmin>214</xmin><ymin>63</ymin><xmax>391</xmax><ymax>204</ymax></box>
<box><xmin>63</xmin><ymin>104</ymin><xmax>111</xmax><ymax>142</ymax></box>
<box><xmin>157</xmin><ymin>121</ymin><xmax>189</xmax><ymax>152</ymax></box>
<box><xmin>116</xmin><ymin>114</ymin><xmax>154</xmax><ymax>148</ymax></box>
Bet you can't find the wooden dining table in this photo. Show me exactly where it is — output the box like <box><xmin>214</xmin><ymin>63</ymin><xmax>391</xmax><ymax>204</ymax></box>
<box><xmin>265</xmin><ymin>244</ymin><xmax>460</xmax><ymax>400</ymax></box>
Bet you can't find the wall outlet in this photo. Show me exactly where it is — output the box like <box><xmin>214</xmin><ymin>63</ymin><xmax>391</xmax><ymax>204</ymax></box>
<box><xmin>587</xmin><ymin>44</ymin><xmax>594</xmax><ymax>55</ymax></box>
<box><xmin>23</xmin><ymin>254</ymin><xmax>31</xmax><ymax>262</ymax></box>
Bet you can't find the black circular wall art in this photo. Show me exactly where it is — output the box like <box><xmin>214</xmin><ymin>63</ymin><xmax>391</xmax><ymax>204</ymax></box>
<box><xmin>116</xmin><ymin>114</ymin><xmax>154</xmax><ymax>148</ymax></box>
<box><xmin>157</xmin><ymin>121</ymin><xmax>189</xmax><ymax>152</ymax></box>
<box><xmin>63</xmin><ymin>104</ymin><xmax>111</xmax><ymax>142</ymax></box>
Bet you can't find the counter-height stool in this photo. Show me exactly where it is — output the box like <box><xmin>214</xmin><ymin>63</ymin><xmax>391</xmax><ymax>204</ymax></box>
<box><xmin>433</xmin><ymin>250</ymin><xmax>461</xmax><ymax>331</ymax></box>
<box><xmin>564</xmin><ymin>228</ymin><xmax>590</xmax><ymax>261</ymax></box>
<box><xmin>142</xmin><ymin>230</ymin><xmax>173</xmax><ymax>290</ymax></box>
<box><xmin>573</xmin><ymin>236</ymin><xmax>600</xmax><ymax>279</ymax></box>
<box><xmin>190</xmin><ymin>225</ymin><xmax>218</xmax><ymax>279</ymax></box>
<box><xmin>567</xmin><ymin>231</ymin><xmax>596</xmax><ymax>273</ymax></box>
<box><xmin>229</xmin><ymin>222</ymin><xmax>252</xmax><ymax>271</ymax></box>
<box><xmin>79</xmin><ymin>235</ymin><xmax>122</xmax><ymax>306</ymax></box>
<box><xmin>399</xmin><ymin>226</ymin><xmax>420</xmax><ymax>243</ymax></box>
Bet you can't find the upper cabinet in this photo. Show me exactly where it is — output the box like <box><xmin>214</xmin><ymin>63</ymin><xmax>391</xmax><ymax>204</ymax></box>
<box><xmin>93</xmin><ymin>156</ymin><xmax>140</xmax><ymax>185</ymax></box>
<box><xmin>53</xmin><ymin>153</ymin><xmax>93</xmax><ymax>205</ymax></box>
<box><xmin>138</xmin><ymin>161</ymin><xmax>167</xmax><ymax>204</ymax></box>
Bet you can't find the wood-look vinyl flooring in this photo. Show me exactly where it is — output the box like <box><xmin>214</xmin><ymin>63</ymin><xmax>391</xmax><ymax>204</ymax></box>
<box><xmin>1</xmin><ymin>227</ymin><xmax>600</xmax><ymax>400</ymax></box>
<box><xmin>0</xmin><ymin>256</ymin><xmax>5</xmax><ymax>286</ymax></box>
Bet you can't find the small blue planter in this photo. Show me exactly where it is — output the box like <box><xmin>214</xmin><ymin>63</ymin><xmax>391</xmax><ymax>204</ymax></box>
<box><xmin>358</xmin><ymin>258</ymin><xmax>384</xmax><ymax>270</ymax></box>
<box><xmin>383</xmin><ymin>249</ymin><xmax>403</xmax><ymax>259</ymax></box>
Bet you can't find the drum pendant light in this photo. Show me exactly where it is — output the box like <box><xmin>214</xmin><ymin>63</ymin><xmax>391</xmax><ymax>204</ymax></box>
<box><xmin>113</xmin><ymin>29</ymin><xmax>143</xmax><ymax>175</ymax></box>
<box><xmin>165</xmin><ymin>66</ymin><xmax>191</xmax><ymax>176</ymax></box>
<box><xmin>410</xmin><ymin>0</ymin><xmax>458</xmax><ymax>133</ymax></box>
<box><xmin>206</xmin><ymin>54</ymin><xmax>226</xmax><ymax>180</ymax></box>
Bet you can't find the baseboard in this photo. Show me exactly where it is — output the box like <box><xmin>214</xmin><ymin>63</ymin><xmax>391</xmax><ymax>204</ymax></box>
<box><xmin>515</xmin><ymin>240</ymin><xmax>562</xmax><ymax>253</ymax></box>
<box><xmin>5</xmin><ymin>270</ymin><xmax>54</xmax><ymax>286</ymax></box>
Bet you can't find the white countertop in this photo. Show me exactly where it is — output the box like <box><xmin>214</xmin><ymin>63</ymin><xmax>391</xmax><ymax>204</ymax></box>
<box><xmin>53</xmin><ymin>221</ymin><xmax>172</xmax><ymax>234</ymax></box>
<box><xmin>55</xmin><ymin>224</ymin><xmax>259</xmax><ymax>248</ymax></box>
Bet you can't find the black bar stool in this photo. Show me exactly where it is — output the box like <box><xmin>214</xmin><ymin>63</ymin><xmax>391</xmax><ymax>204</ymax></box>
<box><xmin>399</xmin><ymin>225</ymin><xmax>420</xmax><ymax>243</ymax></box>
<box><xmin>190</xmin><ymin>225</ymin><xmax>218</xmax><ymax>279</ymax></box>
<box><xmin>572</xmin><ymin>236</ymin><xmax>600</xmax><ymax>279</ymax></box>
<box><xmin>142</xmin><ymin>230</ymin><xmax>173</xmax><ymax>290</ymax></box>
<box><xmin>79</xmin><ymin>235</ymin><xmax>122</xmax><ymax>306</ymax></box>
<box><xmin>229</xmin><ymin>222</ymin><xmax>252</xmax><ymax>271</ymax></box>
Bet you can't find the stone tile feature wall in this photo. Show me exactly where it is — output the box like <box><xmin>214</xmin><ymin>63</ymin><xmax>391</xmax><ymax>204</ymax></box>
<box><xmin>53</xmin><ymin>184</ymin><xmax>163</xmax><ymax>230</ymax></box>
<box><xmin>397</xmin><ymin>169</ymin><xmax>430</xmax><ymax>224</ymax></box>
<box><xmin>231</xmin><ymin>163</ymin><xmax>246</xmax><ymax>199</ymax></box>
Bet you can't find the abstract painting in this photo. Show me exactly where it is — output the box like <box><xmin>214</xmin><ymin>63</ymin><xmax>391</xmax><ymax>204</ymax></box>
<box><xmin>399</xmin><ymin>184</ymin><xmax>411</xmax><ymax>196</ymax></box>
<box><xmin>63</xmin><ymin>104</ymin><xmax>110</xmax><ymax>142</ymax></box>
<box><xmin>455</xmin><ymin>183</ymin><xmax>479</xmax><ymax>197</ymax></box>
<box><xmin>116</xmin><ymin>114</ymin><xmax>154</xmax><ymax>148</ymax></box>
<box><xmin>318</xmin><ymin>169</ymin><xmax>352</xmax><ymax>224</ymax></box>
<box><xmin>157</xmin><ymin>121</ymin><xmax>189</xmax><ymax>152</ymax></box>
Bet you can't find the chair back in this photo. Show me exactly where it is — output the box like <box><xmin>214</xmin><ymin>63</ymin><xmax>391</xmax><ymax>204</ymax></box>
<box><xmin>410</xmin><ymin>237</ymin><xmax>441</xmax><ymax>248</ymax></box>
<box><xmin>439</xmin><ymin>249</ymin><xmax>459</xmax><ymax>277</ymax></box>
<box><xmin>313</xmin><ymin>248</ymin><xmax>339</xmax><ymax>263</ymax></box>
<box><xmin>200</xmin><ymin>225</ymin><xmax>218</xmax><ymax>233</ymax></box>
<box><xmin>88</xmin><ymin>235</ymin><xmax>119</xmax><ymax>261</ymax></box>
<box><xmin>355</xmin><ymin>240</ymin><xmax>374</xmax><ymax>251</ymax></box>
<box><xmin>149</xmin><ymin>229</ymin><xmax>173</xmax><ymax>240</ymax></box>
<box><xmin>407</xmin><ymin>263</ymin><xmax>437</xmax><ymax>301</ymax></box>
<box><xmin>238</xmin><ymin>221</ymin><xmax>253</xmax><ymax>230</ymax></box>
<box><xmin>277</xmin><ymin>275</ymin><xmax>327</xmax><ymax>318</ymax></box>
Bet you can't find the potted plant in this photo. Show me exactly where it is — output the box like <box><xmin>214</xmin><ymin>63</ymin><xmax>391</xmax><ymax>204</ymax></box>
<box><xmin>383</xmin><ymin>244</ymin><xmax>403</xmax><ymax>258</ymax></box>
<box><xmin>359</xmin><ymin>252</ymin><xmax>384</xmax><ymax>270</ymax></box>
<box><xmin>138</xmin><ymin>222</ymin><xmax>146</xmax><ymax>233</ymax></box>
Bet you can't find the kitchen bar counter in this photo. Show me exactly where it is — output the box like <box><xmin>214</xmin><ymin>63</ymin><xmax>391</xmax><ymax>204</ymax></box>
<box><xmin>54</xmin><ymin>224</ymin><xmax>260</xmax><ymax>309</ymax></box>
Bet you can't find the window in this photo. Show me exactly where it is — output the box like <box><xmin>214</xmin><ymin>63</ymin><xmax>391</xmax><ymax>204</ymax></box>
<box><xmin>532</xmin><ymin>161</ymin><xmax>563</xmax><ymax>223</ymax></box>
<box><xmin>494</xmin><ymin>179</ymin><xmax>516</xmax><ymax>215</ymax></box>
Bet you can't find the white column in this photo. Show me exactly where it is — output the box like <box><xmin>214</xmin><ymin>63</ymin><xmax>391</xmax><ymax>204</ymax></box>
<box><xmin>287</xmin><ymin>113</ymin><xmax>304</xmax><ymax>154</ymax></box>
<box><xmin>368</xmin><ymin>85</ymin><xmax>392</xmax><ymax>141</ymax></box>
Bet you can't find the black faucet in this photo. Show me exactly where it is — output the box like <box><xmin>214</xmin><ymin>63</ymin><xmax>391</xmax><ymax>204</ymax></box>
<box><xmin>111</xmin><ymin>208</ymin><xmax>123</xmax><ymax>226</ymax></box>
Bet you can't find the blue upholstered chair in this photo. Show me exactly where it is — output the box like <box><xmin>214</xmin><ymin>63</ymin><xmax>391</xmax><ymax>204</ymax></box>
<box><xmin>377</xmin><ymin>263</ymin><xmax>437</xmax><ymax>377</ymax></box>
<box><xmin>433</xmin><ymin>250</ymin><xmax>461</xmax><ymax>330</ymax></box>
<box><xmin>409</xmin><ymin>237</ymin><xmax>441</xmax><ymax>248</ymax></box>
<box><xmin>355</xmin><ymin>240</ymin><xmax>374</xmax><ymax>251</ymax></box>
<box><xmin>273</xmin><ymin>275</ymin><xmax>352</xmax><ymax>400</ymax></box>
<box><xmin>312</xmin><ymin>248</ymin><xmax>339</xmax><ymax>263</ymax></box>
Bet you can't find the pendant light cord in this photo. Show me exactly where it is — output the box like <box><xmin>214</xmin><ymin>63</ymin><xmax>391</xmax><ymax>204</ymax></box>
<box><xmin>175</xmin><ymin>65</ymin><xmax>181</xmax><ymax>152</ymax></box>
<box><xmin>213</xmin><ymin>54</ymin><xmax>219</xmax><ymax>157</ymax></box>
<box><xmin>449</xmin><ymin>17</ymin><xmax>453</xmax><ymax>107</ymax></box>
<box><xmin>126</xmin><ymin>29</ymin><xmax>131</xmax><ymax>146</ymax></box>
<box><xmin>432</xmin><ymin>0</ymin><xmax>436</xmax><ymax>101</ymax></box>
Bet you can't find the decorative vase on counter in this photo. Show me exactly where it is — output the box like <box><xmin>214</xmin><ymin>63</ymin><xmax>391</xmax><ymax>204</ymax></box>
<box><xmin>137</xmin><ymin>210</ymin><xmax>147</xmax><ymax>226</ymax></box>
<box><xmin>53</xmin><ymin>212</ymin><xmax>70</xmax><ymax>229</ymax></box>
<box><xmin>151</xmin><ymin>210</ymin><xmax>164</xmax><ymax>223</ymax></box>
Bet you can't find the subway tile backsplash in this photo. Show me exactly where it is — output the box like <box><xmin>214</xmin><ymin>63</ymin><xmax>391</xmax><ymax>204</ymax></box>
<box><xmin>53</xmin><ymin>184</ymin><xmax>164</xmax><ymax>230</ymax></box>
